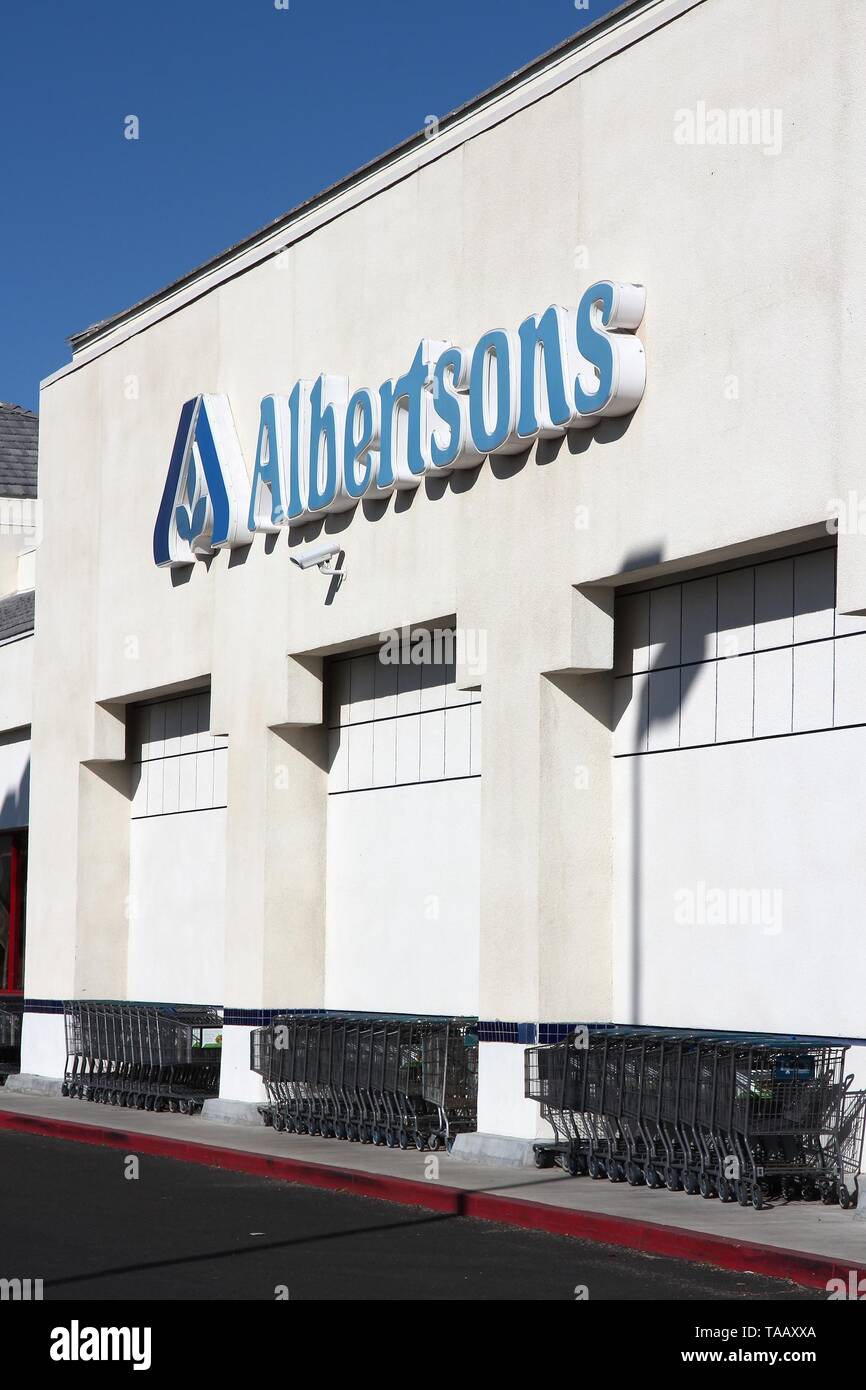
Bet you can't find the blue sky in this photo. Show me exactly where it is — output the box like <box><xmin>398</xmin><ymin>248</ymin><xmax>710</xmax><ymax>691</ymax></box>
<box><xmin>1</xmin><ymin>0</ymin><xmax>618</xmax><ymax>410</ymax></box>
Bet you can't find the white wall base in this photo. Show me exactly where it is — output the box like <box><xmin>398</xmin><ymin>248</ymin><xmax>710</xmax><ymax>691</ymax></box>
<box><xmin>846</xmin><ymin>1045</ymin><xmax>866</xmax><ymax>1092</ymax></box>
<box><xmin>19</xmin><ymin>1012</ymin><xmax>66</xmax><ymax>1080</ymax></box>
<box><xmin>477</xmin><ymin>1041</ymin><xmax>553</xmax><ymax>1140</ymax></box>
<box><xmin>451</xmin><ymin>1132</ymin><xmax>539</xmax><ymax>1167</ymax></box>
<box><xmin>218</xmin><ymin>1024</ymin><xmax>268</xmax><ymax>1104</ymax></box>
<box><xmin>201</xmin><ymin>1097</ymin><xmax>266</xmax><ymax>1125</ymax></box>
<box><xmin>3</xmin><ymin>1072</ymin><xmax>63</xmax><ymax>1096</ymax></box>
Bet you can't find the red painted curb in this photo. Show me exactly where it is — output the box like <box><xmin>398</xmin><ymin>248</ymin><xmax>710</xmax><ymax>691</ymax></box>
<box><xmin>0</xmin><ymin>1108</ymin><xmax>860</xmax><ymax>1292</ymax></box>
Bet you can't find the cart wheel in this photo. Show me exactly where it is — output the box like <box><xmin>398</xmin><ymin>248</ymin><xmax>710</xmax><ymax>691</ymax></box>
<box><xmin>716</xmin><ymin>1177</ymin><xmax>730</xmax><ymax>1203</ymax></box>
<box><xmin>385</xmin><ymin>1128</ymin><xmax>396</xmax><ymax>1148</ymax></box>
<box><xmin>642</xmin><ymin>1164</ymin><xmax>656</xmax><ymax>1188</ymax></box>
<box><xmin>625</xmin><ymin>1162</ymin><xmax>641</xmax><ymax>1186</ymax></box>
<box><xmin>587</xmin><ymin>1154</ymin><xmax>601</xmax><ymax>1179</ymax></box>
<box><xmin>839</xmin><ymin>1184</ymin><xmax>852</xmax><ymax>1210</ymax></box>
<box><xmin>821</xmin><ymin>1187</ymin><xmax>837</xmax><ymax>1206</ymax></box>
<box><xmin>61</xmin><ymin>1082</ymin><xmax>69</xmax><ymax>1097</ymax></box>
<box><xmin>446</xmin><ymin>1136</ymin><xmax>456</xmax><ymax>1154</ymax></box>
<box><xmin>801</xmin><ymin>1181</ymin><xmax>817</xmax><ymax>1202</ymax></box>
<box><xmin>399</xmin><ymin>1130</ymin><xmax>409</xmax><ymax>1150</ymax></box>
<box><xmin>429</xmin><ymin>1133</ymin><xmax>441</xmax><ymax>1152</ymax></box>
<box><xmin>664</xmin><ymin>1167</ymin><xmax>679</xmax><ymax>1191</ymax></box>
<box><xmin>564</xmin><ymin>1151</ymin><xmax>582</xmax><ymax>1177</ymax></box>
<box><xmin>699</xmin><ymin>1174</ymin><xmax>714</xmax><ymax>1199</ymax></box>
<box><xmin>751</xmin><ymin>1186</ymin><xmax>764</xmax><ymax>1211</ymax></box>
<box><xmin>414</xmin><ymin>1132</ymin><xmax>426</xmax><ymax>1151</ymax></box>
<box><xmin>534</xmin><ymin>1147</ymin><xmax>555</xmax><ymax>1169</ymax></box>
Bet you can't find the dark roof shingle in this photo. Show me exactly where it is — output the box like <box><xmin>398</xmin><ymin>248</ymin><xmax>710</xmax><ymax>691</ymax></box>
<box><xmin>0</xmin><ymin>404</ymin><xmax>37</xmax><ymax>500</ymax></box>
<box><xmin>0</xmin><ymin>589</ymin><xmax>34</xmax><ymax>643</ymax></box>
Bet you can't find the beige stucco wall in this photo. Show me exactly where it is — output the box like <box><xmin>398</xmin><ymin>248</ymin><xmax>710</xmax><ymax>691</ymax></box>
<box><xmin>21</xmin><ymin>0</ymin><xmax>866</xmax><ymax>1109</ymax></box>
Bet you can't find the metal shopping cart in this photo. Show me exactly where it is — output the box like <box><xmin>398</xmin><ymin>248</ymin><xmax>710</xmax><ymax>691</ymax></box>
<box><xmin>0</xmin><ymin>999</ymin><xmax>22</xmax><ymax>1084</ymax></box>
<box><xmin>526</xmin><ymin>1025</ymin><xmax>866</xmax><ymax>1214</ymax></box>
<box><xmin>62</xmin><ymin>1001</ymin><xmax>221</xmax><ymax>1114</ymax></box>
<box><xmin>251</xmin><ymin>1013</ymin><xmax>479</xmax><ymax>1153</ymax></box>
<box><xmin>421</xmin><ymin>1018</ymin><xmax>479</xmax><ymax>1151</ymax></box>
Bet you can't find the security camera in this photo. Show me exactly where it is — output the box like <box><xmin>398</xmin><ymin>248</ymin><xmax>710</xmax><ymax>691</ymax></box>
<box><xmin>290</xmin><ymin>540</ymin><xmax>345</xmax><ymax>581</ymax></box>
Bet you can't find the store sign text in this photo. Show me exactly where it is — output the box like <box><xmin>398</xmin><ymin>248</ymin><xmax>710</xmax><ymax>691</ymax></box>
<box><xmin>153</xmin><ymin>280</ymin><xmax>647</xmax><ymax>567</ymax></box>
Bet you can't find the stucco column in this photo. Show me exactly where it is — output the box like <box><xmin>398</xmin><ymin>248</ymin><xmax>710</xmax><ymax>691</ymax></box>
<box><xmin>474</xmin><ymin>588</ymin><xmax>615</xmax><ymax>1140</ymax></box>
<box><xmin>216</xmin><ymin>655</ymin><xmax>328</xmax><ymax>1104</ymax></box>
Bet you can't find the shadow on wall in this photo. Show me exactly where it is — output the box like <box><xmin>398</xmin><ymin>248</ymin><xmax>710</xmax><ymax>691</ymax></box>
<box><xmin>619</xmin><ymin>543</ymin><xmax>836</xmax><ymax>1022</ymax></box>
<box><xmin>206</xmin><ymin>412</ymin><xmax>639</xmax><ymax>572</ymax></box>
<box><xmin>622</xmin><ymin>548</ymin><xmax>662</xmax><ymax>1027</ymax></box>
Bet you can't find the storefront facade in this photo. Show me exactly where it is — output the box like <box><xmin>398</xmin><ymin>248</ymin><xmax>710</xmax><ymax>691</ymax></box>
<box><xmin>14</xmin><ymin>0</ymin><xmax>866</xmax><ymax>1140</ymax></box>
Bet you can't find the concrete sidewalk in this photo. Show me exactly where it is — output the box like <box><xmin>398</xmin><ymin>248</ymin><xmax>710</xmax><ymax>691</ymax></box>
<box><xmin>1</xmin><ymin>1088</ymin><xmax>863</xmax><ymax>1290</ymax></box>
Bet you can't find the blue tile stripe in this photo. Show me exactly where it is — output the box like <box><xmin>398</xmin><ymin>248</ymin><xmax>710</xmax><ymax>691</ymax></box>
<box><xmin>19</xmin><ymin>1002</ymin><xmax>866</xmax><ymax>1049</ymax></box>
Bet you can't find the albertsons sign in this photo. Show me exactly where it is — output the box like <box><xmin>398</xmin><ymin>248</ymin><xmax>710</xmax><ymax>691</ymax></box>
<box><xmin>153</xmin><ymin>280</ymin><xmax>646</xmax><ymax>568</ymax></box>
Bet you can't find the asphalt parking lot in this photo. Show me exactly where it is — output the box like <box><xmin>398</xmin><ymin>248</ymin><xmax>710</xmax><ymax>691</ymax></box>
<box><xmin>0</xmin><ymin>1131</ymin><xmax>822</xmax><ymax>1301</ymax></box>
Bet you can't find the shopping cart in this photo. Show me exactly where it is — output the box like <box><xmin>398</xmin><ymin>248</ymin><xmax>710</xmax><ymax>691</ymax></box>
<box><xmin>249</xmin><ymin>1014</ymin><xmax>480</xmax><ymax>1152</ymax></box>
<box><xmin>421</xmin><ymin>1018</ymin><xmax>479</xmax><ymax>1151</ymax></box>
<box><xmin>526</xmin><ymin>1028</ymin><xmax>632</xmax><ymax>1178</ymax></box>
<box><xmin>723</xmin><ymin>1044</ymin><xmax>857</xmax><ymax>1209</ymax></box>
<box><xmin>834</xmin><ymin>1083</ymin><xmax>866</xmax><ymax>1209</ymax></box>
<box><xmin>62</xmin><ymin>1001</ymin><xmax>221</xmax><ymax>1114</ymax></box>
<box><xmin>0</xmin><ymin>999</ymin><xmax>22</xmax><ymax>1084</ymax></box>
<box><xmin>526</xmin><ymin>1026</ymin><xmax>866</xmax><ymax>1213</ymax></box>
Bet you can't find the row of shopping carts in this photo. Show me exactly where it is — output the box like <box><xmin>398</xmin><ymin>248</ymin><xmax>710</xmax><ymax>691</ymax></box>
<box><xmin>251</xmin><ymin>1015</ymin><xmax>478</xmax><ymax>1152</ymax></box>
<box><xmin>526</xmin><ymin>1028</ymin><xmax>866</xmax><ymax>1211</ymax></box>
<box><xmin>62</xmin><ymin>1001</ymin><xmax>223</xmax><ymax>1113</ymax></box>
<box><xmin>0</xmin><ymin>1000</ymin><xmax>22</xmax><ymax>1085</ymax></box>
